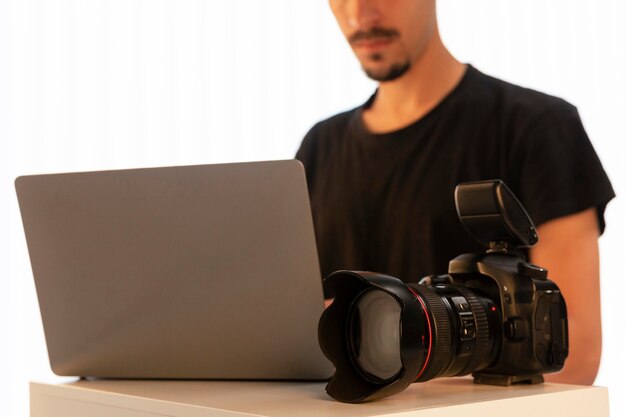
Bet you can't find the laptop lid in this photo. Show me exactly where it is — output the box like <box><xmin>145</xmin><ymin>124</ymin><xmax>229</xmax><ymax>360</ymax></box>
<box><xmin>16</xmin><ymin>160</ymin><xmax>333</xmax><ymax>380</ymax></box>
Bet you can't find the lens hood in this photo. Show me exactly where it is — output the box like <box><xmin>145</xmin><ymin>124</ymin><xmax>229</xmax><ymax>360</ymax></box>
<box><xmin>318</xmin><ymin>271</ymin><xmax>430</xmax><ymax>403</ymax></box>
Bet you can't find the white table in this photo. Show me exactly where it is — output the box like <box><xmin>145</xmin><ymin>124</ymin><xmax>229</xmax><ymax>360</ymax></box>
<box><xmin>30</xmin><ymin>378</ymin><xmax>609</xmax><ymax>417</ymax></box>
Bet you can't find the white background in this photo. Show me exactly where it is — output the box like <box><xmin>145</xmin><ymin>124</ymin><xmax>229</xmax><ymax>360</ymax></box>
<box><xmin>1</xmin><ymin>1</ymin><xmax>625</xmax><ymax>415</ymax></box>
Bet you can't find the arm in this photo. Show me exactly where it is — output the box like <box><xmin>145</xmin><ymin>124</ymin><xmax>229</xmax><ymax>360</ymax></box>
<box><xmin>529</xmin><ymin>208</ymin><xmax>602</xmax><ymax>385</ymax></box>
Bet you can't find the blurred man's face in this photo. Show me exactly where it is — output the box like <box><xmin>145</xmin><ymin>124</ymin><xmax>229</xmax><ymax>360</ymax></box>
<box><xmin>329</xmin><ymin>0</ymin><xmax>437</xmax><ymax>82</ymax></box>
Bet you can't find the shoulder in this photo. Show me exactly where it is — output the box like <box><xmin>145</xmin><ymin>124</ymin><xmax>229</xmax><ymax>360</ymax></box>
<box><xmin>469</xmin><ymin>68</ymin><xmax>616</xmax><ymax>231</ymax></box>
<box><xmin>465</xmin><ymin>66</ymin><xmax>579</xmax><ymax>128</ymax></box>
<box><xmin>296</xmin><ymin>106</ymin><xmax>360</xmax><ymax>162</ymax></box>
<box><xmin>303</xmin><ymin>107</ymin><xmax>359</xmax><ymax>143</ymax></box>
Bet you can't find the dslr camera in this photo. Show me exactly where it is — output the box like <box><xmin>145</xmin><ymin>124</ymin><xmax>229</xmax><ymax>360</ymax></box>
<box><xmin>318</xmin><ymin>180</ymin><xmax>569</xmax><ymax>403</ymax></box>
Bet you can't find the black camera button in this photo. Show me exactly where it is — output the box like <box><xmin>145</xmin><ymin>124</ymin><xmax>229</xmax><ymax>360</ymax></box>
<box><xmin>462</xmin><ymin>326</ymin><xmax>476</xmax><ymax>340</ymax></box>
<box><xmin>504</xmin><ymin>317</ymin><xmax>527</xmax><ymax>342</ymax></box>
<box><xmin>459</xmin><ymin>314</ymin><xmax>476</xmax><ymax>341</ymax></box>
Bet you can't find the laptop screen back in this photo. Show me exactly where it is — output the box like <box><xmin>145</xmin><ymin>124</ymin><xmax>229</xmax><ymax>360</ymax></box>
<box><xmin>16</xmin><ymin>160</ymin><xmax>332</xmax><ymax>380</ymax></box>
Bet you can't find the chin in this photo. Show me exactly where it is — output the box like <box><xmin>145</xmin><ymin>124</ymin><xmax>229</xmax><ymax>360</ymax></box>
<box><xmin>363</xmin><ymin>61</ymin><xmax>411</xmax><ymax>82</ymax></box>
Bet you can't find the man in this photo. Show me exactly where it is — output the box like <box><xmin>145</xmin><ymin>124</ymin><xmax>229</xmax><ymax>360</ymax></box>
<box><xmin>296</xmin><ymin>0</ymin><xmax>615</xmax><ymax>385</ymax></box>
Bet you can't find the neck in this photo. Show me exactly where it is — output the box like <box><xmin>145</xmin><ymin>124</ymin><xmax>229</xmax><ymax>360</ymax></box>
<box><xmin>363</xmin><ymin>28</ymin><xmax>466</xmax><ymax>134</ymax></box>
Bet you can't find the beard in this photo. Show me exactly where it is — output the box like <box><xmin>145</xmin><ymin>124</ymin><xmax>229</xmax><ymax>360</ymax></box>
<box><xmin>349</xmin><ymin>27</ymin><xmax>411</xmax><ymax>82</ymax></box>
<box><xmin>361</xmin><ymin>54</ymin><xmax>411</xmax><ymax>82</ymax></box>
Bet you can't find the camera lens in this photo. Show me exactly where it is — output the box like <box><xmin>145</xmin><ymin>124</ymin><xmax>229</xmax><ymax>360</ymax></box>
<box><xmin>318</xmin><ymin>271</ymin><xmax>502</xmax><ymax>402</ymax></box>
<box><xmin>349</xmin><ymin>289</ymin><xmax>402</xmax><ymax>381</ymax></box>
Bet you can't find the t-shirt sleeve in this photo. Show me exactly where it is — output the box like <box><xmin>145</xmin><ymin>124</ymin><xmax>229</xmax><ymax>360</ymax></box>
<box><xmin>509</xmin><ymin>103</ymin><xmax>615</xmax><ymax>234</ymax></box>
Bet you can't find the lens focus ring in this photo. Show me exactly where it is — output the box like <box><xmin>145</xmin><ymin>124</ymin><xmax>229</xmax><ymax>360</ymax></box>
<box><xmin>413</xmin><ymin>286</ymin><xmax>453</xmax><ymax>382</ymax></box>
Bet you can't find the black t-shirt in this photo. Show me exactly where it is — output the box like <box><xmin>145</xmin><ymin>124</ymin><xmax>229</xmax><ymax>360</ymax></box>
<box><xmin>296</xmin><ymin>65</ymin><xmax>615</xmax><ymax>296</ymax></box>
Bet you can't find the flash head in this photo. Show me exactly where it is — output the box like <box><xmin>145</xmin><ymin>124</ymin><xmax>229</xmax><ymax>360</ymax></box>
<box><xmin>455</xmin><ymin>180</ymin><xmax>538</xmax><ymax>249</ymax></box>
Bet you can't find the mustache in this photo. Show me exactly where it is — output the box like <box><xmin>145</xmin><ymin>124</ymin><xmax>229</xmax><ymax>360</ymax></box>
<box><xmin>349</xmin><ymin>27</ymin><xmax>400</xmax><ymax>44</ymax></box>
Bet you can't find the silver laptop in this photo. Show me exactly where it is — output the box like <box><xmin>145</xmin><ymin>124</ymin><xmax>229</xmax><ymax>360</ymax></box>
<box><xmin>15</xmin><ymin>160</ymin><xmax>333</xmax><ymax>380</ymax></box>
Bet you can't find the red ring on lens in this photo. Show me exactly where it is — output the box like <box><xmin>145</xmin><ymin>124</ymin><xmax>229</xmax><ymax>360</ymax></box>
<box><xmin>408</xmin><ymin>287</ymin><xmax>432</xmax><ymax>381</ymax></box>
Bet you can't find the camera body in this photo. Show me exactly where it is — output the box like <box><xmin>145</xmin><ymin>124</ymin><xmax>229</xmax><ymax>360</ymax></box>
<box><xmin>450</xmin><ymin>179</ymin><xmax>568</xmax><ymax>384</ymax></box>
<box><xmin>318</xmin><ymin>180</ymin><xmax>569</xmax><ymax>402</ymax></box>
<box><xmin>442</xmin><ymin>249</ymin><xmax>568</xmax><ymax>385</ymax></box>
